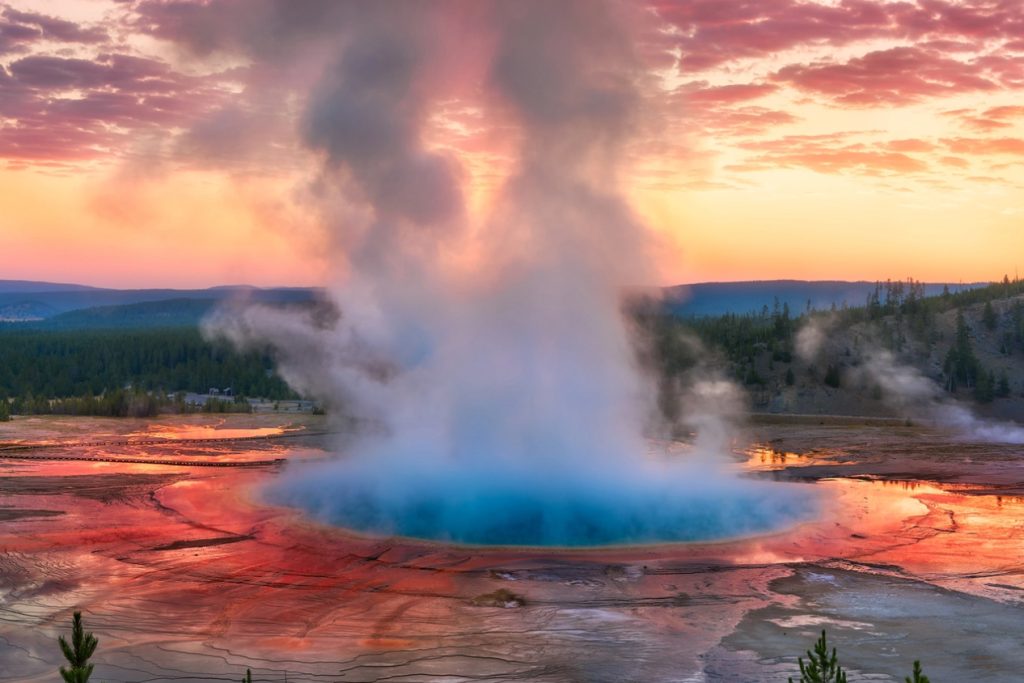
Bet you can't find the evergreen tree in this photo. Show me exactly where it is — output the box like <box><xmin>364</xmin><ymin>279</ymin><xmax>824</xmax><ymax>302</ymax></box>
<box><xmin>905</xmin><ymin>660</ymin><xmax>931</xmax><ymax>683</ymax></box>
<box><xmin>824</xmin><ymin>365</ymin><xmax>841</xmax><ymax>388</ymax></box>
<box><xmin>59</xmin><ymin>611</ymin><xmax>98</xmax><ymax>683</ymax></box>
<box><xmin>983</xmin><ymin>301</ymin><xmax>998</xmax><ymax>331</ymax></box>
<box><xmin>1014</xmin><ymin>301</ymin><xmax>1024</xmax><ymax>335</ymax></box>
<box><xmin>242</xmin><ymin>669</ymin><xmax>253</xmax><ymax>683</ymax></box>
<box><xmin>867</xmin><ymin>284</ymin><xmax>882</xmax><ymax>320</ymax></box>
<box><xmin>975</xmin><ymin>369</ymin><xmax>996</xmax><ymax>403</ymax></box>
<box><xmin>785</xmin><ymin>368</ymin><xmax>796</xmax><ymax>386</ymax></box>
<box><xmin>944</xmin><ymin>311</ymin><xmax>979</xmax><ymax>390</ymax></box>
<box><xmin>0</xmin><ymin>328</ymin><xmax>296</xmax><ymax>404</ymax></box>
<box><xmin>789</xmin><ymin>630</ymin><xmax>848</xmax><ymax>683</ymax></box>
<box><xmin>997</xmin><ymin>371</ymin><xmax>1011</xmax><ymax>398</ymax></box>
<box><xmin>0</xmin><ymin>399</ymin><xmax>9</xmax><ymax>422</ymax></box>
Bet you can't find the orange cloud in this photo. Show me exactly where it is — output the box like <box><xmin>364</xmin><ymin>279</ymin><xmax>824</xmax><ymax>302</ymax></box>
<box><xmin>2</xmin><ymin>0</ymin><xmax>1024</xmax><ymax>286</ymax></box>
<box><xmin>944</xmin><ymin>137</ymin><xmax>1024</xmax><ymax>156</ymax></box>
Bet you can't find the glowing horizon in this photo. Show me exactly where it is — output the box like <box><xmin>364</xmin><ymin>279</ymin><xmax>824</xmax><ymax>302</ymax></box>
<box><xmin>1</xmin><ymin>0</ymin><xmax>1023</xmax><ymax>289</ymax></box>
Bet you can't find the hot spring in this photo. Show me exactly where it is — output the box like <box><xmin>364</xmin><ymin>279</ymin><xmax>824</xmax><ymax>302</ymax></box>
<box><xmin>269</xmin><ymin>446</ymin><xmax>816</xmax><ymax>548</ymax></box>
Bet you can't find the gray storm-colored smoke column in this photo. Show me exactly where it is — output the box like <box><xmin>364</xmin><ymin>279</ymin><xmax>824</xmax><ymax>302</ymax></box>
<box><xmin>207</xmin><ymin>0</ymin><xmax>813</xmax><ymax>546</ymax></box>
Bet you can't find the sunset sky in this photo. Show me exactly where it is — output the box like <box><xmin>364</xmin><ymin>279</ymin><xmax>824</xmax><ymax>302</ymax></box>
<box><xmin>1</xmin><ymin>0</ymin><xmax>1023</xmax><ymax>288</ymax></box>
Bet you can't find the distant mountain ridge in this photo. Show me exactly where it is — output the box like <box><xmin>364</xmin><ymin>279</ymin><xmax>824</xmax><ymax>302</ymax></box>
<box><xmin>0</xmin><ymin>279</ymin><xmax>990</xmax><ymax>327</ymax></box>
<box><xmin>32</xmin><ymin>298</ymin><xmax>219</xmax><ymax>330</ymax></box>
<box><xmin>0</xmin><ymin>283</ymin><xmax>323</xmax><ymax>324</ymax></box>
<box><xmin>0</xmin><ymin>280</ymin><xmax>101</xmax><ymax>293</ymax></box>
<box><xmin>664</xmin><ymin>279</ymin><xmax>986</xmax><ymax>317</ymax></box>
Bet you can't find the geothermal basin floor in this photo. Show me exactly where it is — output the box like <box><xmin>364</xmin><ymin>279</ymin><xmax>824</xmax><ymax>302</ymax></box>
<box><xmin>1</xmin><ymin>414</ymin><xmax>1023</xmax><ymax>682</ymax></box>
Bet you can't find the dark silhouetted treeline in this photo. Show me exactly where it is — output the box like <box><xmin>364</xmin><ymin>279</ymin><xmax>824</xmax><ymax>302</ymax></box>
<box><xmin>6</xmin><ymin>389</ymin><xmax>256</xmax><ymax>418</ymax></box>
<box><xmin>0</xmin><ymin>328</ymin><xmax>296</xmax><ymax>410</ymax></box>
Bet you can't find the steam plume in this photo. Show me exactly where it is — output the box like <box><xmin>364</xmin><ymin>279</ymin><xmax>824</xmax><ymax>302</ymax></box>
<box><xmin>204</xmin><ymin>0</ymin><xmax>812</xmax><ymax>545</ymax></box>
<box><xmin>796</xmin><ymin>317</ymin><xmax>1024</xmax><ymax>445</ymax></box>
<box><xmin>856</xmin><ymin>349</ymin><xmax>1024</xmax><ymax>444</ymax></box>
<box><xmin>795</xmin><ymin>315</ymin><xmax>834</xmax><ymax>363</ymax></box>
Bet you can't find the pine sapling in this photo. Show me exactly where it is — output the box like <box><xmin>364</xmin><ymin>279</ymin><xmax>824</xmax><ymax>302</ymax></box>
<box><xmin>59</xmin><ymin>611</ymin><xmax>98</xmax><ymax>683</ymax></box>
<box><xmin>905</xmin><ymin>660</ymin><xmax>931</xmax><ymax>683</ymax></box>
<box><xmin>789</xmin><ymin>629</ymin><xmax>848</xmax><ymax>683</ymax></box>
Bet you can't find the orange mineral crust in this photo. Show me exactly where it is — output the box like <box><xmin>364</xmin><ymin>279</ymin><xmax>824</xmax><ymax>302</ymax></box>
<box><xmin>2</xmin><ymin>415</ymin><xmax>1024</xmax><ymax>682</ymax></box>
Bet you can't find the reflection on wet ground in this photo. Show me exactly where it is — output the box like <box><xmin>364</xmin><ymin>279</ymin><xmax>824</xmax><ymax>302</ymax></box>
<box><xmin>129</xmin><ymin>422</ymin><xmax>291</xmax><ymax>440</ymax></box>
<box><xmin>0</xmin><ymin>415</ymin><xmax>1022</xmax><ymax>681</ymax></box>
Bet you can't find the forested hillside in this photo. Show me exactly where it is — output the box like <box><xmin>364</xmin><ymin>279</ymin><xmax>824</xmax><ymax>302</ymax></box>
<box><xmin>25</xmin><ymin>298</ymin><xmax>218</xmax><ymax>329</ymax></box>
<box><xmin>2</xmin><ymin>278</ymin><xmax>1023</xmax><ymax>421</ymax></box>
<box><xmin>644</xmin><ymin>277</ymin><xmax>1024</xmax><ymax>420</ymax></box>
<box><xmin>0</xmin><ymin>327</ymin><xmax>295</xmax><ymax>416</ymax></box>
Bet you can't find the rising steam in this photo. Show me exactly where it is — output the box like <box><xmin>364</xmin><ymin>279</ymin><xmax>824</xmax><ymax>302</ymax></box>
<box><xmin>797</xmin><ymin>318</ymin><xmax>1024</xmax><ymax>445</ymax></box>
<box><xmin>204</xmin><ymin>0</ymin><xmax>812</xmax><ymax>546</ymax></box>
<box><xmin>857</xmin><ymin>349</ymin><xmax>1024</xmax><ymax>444</ymax></box>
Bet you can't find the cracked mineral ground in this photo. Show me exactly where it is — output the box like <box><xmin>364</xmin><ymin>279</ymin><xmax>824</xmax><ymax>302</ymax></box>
<box><xmin>1</xmin><ymin>414</ymin><xmax>1023</xmax><ymax>682</ymax></box>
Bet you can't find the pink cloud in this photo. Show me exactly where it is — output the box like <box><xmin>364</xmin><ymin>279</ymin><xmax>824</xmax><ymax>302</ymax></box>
<box><xmin>940</xmin><ymin>104</ymin><xmax>1024</xmax><ymax>132</ymax></box>
<box><xmin>1</xmin><ymin>6</ymin><xmax>107</xmax><ymax>44</ymax></box>
<box><xmin>0</xmin><ymin>51</ymin><xmax>234</xmax><ymax>163</ymax></box>
<box><xmin>938</xmin><ymin>155</ymin><xmax>969</xmax><ymax>167</ymax></box>
<box><xmin>984</xmin><ymin>105</ymin><xmax>1024</xmax><ymax>119</ymax></box>
<box><xmin>648</xmin><ymin>0</ymin><xmax>1024</xmax><ymax>119</ymax></box>
<box><xmin>651</xmin><ymin>0</ymin><xmax>894</xmax><ymax>71</ymax></box>
<box><xmin>0</xmin><ymin>19</ymin><xmax>39</xmax><ymax>55</ymax></box>
<box><xmin>944</xmin><ymin>137</ymin><xmax>1024</xmax><ymax>156</ymax></box>
<box><xmin>4</xmin><ymin>0</ymin><xmax>1024</xmax><ymax>173</ymax></box>
<box><xmin>679</xmin><ymin>82</ymin><xmax>778</xmax><ymax>105</ymax></box>
<box><xmin>739</xmin><ymin>133</ymin><xmax>931</xmax><ymax>175</ymax></box>
<box><xmin>0</xmin><ymin>121</ymin><xmax>120</xmax><ymax>161</ymax></box>
<box><xmin>921</xmin><ymin>39</ymin><xmax>981</xmax><ymax>53</ymax></box>
<box><xmin>775</xmin><ymin>46</ymin><xmax>1002</xmax><ymax>107</ymax></box>
<box><xmin>653</xmin><ymin>0</ymin><xmax>1024</xmax><ymax>70</ymax></box>
<box><xmin>700</xmin><ymin>107</ymin><xmax>799</xmax><ymax>136</ymax></box>
<box><xmin>0</xmin><ymin>5</ymin><xmax>108</xmax><ymax>59</ymax></box>
<box><xmin>665</xmin><ymin>82</ymin><xmax>795</xmax><ymax>139</ymax></box>
<box><xmin>6</xmin><ymin>54</ymin><xmax>192</xmax><ymax>91</ymax></box>
<box><xmin>886</xmin><ymin>139</ymin><xmax>936</xmax><ymax>153</ymax></box>
<box><xmin>961</xmin><ymin>117</ymin><xmax>1013</xmax><ymax>132</ymax></box>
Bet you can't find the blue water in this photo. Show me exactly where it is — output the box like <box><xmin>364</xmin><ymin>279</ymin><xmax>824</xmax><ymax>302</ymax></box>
<box><xmin>275</xmin><ymin>462</ymin><xmax>816</xmax><ymax>547</ymax></box>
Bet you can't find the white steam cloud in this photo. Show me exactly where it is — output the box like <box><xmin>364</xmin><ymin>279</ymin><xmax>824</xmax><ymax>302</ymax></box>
<box><xmin>854</xmin><ymin>348</ymin><xmax>1024</xmax><ymax>444</ymax></box>
<box><xmin>796</xmin><ymin>313</ymin><xmax>1024</xmax><ymax>444</ymax></box>
<box><xmin>203</xmin><ymin>0</ymin><xmax>812</xmax><ymax>545</ymax></box>
<box><xmin>795</xmin><ymin>315</ymin><xmax>835</xmax><ymax>363</ymax></box>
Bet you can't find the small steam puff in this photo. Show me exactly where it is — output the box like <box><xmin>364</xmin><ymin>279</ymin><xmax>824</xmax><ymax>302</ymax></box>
<box><xmin>852</xmin><ymin>346</ymin><xmax>1024</xmax><ymax>445</ymax></box>
<box><xmin>796</xmin><ymin>317</ymin><xmax>1024</xmax><ymax>444</ymax></box>
<box><xmin>204</xmin><ymin>0</ymin><xmax>814</xmax><ymax>545</ymax></box>
<box><xmin>795</xmin><ymin>315</ymin><xmax>835</xmax><ymax>363</ymax></box>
